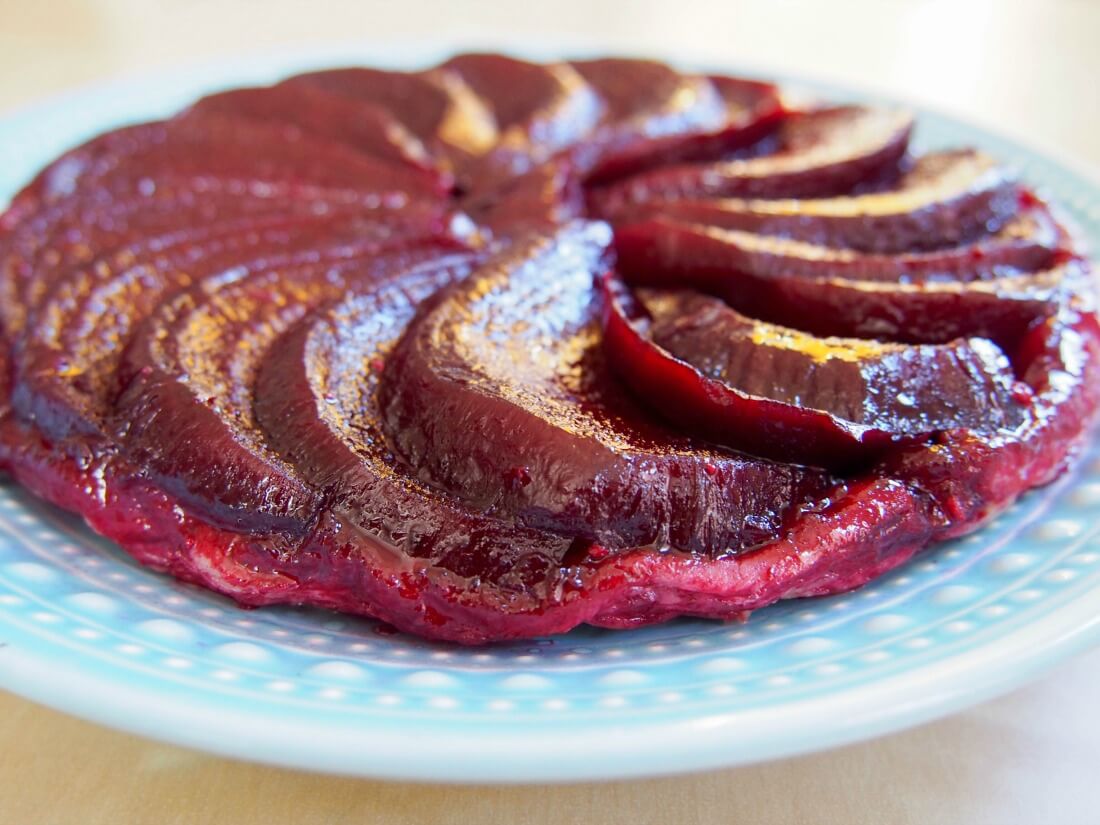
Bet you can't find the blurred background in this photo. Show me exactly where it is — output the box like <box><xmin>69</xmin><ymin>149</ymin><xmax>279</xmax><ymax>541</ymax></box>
<box><xmin>1</xmin><ymin>0</ymin><xmax>1098</xmax><ymax>163</ymax></box>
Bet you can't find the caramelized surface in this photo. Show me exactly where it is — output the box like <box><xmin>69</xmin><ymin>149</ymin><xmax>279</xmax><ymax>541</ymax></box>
<box><xmin>0</xmin><ymin>54</ymin><xmax>1096</xmax><ymax>642</ymax></box>
<box><xmin>633</xmin><ymin>288</ymin><xmax>1024</xmax><ymax>461</ymax></box>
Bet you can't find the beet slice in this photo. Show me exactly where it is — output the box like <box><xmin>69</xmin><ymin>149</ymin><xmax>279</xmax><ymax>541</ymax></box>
<box><xmin>2</xmin><ymin>293</ymin><xmax>1094</xmax><ymax>643</ymax></box>
<box><xmin>12</xmin><ymin>206</ymin><xmax>464</xmax><ymax>442</ymax></box>
<box><xmin>253</xmin><ymin>259</ymin><xmax>611</xmax><ymax>633</ymax></box>
<box><xmin>286</xmin><ymin>66</ymin><xmax>498</xmax><ymax>158</ymax></box>
<box><xmin>567</xmin><ymin>59</ymin><xmax>727</xmax><ymax>178</ymax></box>
<box><xmin>112</xmin><ymin>245</ymin><xmax>473</xmax><ymax>531</ymax></box>
<box><xmin>572</xmin><ymin>59</ymin><xmax>724</xmax><ymax>127</ymax></box>
<box><xmin>880</xmin><ymin>307</ymin><xmax>1100</xmax><ymax>538</ymax></box>
<box><xmin>606</xmin><ymin>149</ymin><xmax>1020</xmax><ymax>253</ymax></box>
<box><xmin>463</xmin><ymin>161</ymin><xmax>584</xmax><ymax>234</ymax></box>
<box><xmin>379</xmin><ymin>223</ymin><xmax>834</xmax><ymax>553</ymax></box>
<box><xmin>441</xmin><ymin>54</ymin><xmax>602</xmax><ymax>183</ymax></box>
<box><xmin>254</xmin><ymin>262</ymin><xmax>573</xmax><ymax>555</ymax></box>
<box><xmin>613</xmin><ymin>211</ymin><xmax>1065</xmax><ymax>343</ymax></box>
<box><xmin>590</xmin><ymin>105</ymin><xmax>913</xmax><ymax>210</ymax></box>
<box><xmin>708</xmin><ymin>75</ymin><xmax>784</xmax><ymax>116</ymax></box>
<box><xmin>29</xmin><ymin>112</ymin><xmax>449</xmax><ymax>205</ymax></box>
<box><xmin>580</xmin><ymin>73</ymin><xmax>785</xmax><ymax>186</ymax></box>
<box><xmin>443</xmin><ymin>55</ymin><xmax>600</xmax><ymax>146</ymax></box>
<box><xmin>766</xmin><ymin>260</ymin><xmax>1095</xmax><ymax>345</ymax></box>
<box><xmin>613</xmin><ymin>287</ymin><xmax>1025</xmax><ymax>467</ymax></box>
<box><xmin>1</xmin><ymin>185</ymin><xmax>316</xmax><ymax>338</ymax></box>
<box><xmin>620</xmin><ymin>206</ymin><xmax>1059</xmax><ymax>282</ymax></box>
<box><xmin>186</xmin><ymin>82</ymin><xmax>447</xmax><ymax>181</ymax></box>
<box><xmin>615</xmin><ymin>210</ymin><xmax>1058</xmax><ymax>285</ymax></box>
<box><xmin>0</xmin><ymin>177</ymin><xmax>460</xmax><ymax>352</ymax></box>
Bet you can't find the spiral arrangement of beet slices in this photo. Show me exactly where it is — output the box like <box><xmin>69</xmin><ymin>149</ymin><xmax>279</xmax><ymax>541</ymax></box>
<box><xmin>0</xmin><ymin>54</ymin><xmax>1097</xmax><ymax>643</ymax></box>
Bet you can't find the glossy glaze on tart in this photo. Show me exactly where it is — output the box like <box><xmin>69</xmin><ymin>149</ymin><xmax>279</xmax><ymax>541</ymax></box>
<box><xmin>0</xmin><ymin>54</ymin><xmax>1096</xmax><ymax>643</ymax></box>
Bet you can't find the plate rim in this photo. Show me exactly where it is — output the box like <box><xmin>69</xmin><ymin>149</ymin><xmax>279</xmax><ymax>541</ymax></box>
<box><xmin>2</xmin><ymin>584</ymin><xmax>1098</xmax><ymax>783</ymax></box>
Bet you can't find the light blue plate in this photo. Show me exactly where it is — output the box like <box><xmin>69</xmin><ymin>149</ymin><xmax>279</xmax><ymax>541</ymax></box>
<box><xmin>1</xmin><ymin>46</ymin><xmax>1098</xmax><ymax>784</ymax></box>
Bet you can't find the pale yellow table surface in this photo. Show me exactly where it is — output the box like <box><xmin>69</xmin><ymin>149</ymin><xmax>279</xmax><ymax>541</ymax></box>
<box><xmin>1</xmin><ymin>1</ymin><xmax>1099</xmax><ymax>822</ymax></box>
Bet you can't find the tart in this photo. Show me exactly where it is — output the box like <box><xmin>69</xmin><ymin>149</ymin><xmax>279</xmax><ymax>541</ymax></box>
<box><xmin>0</xmin><ymin>54</ymin><xmax>1096</xmax><ymax>643</ymax></box>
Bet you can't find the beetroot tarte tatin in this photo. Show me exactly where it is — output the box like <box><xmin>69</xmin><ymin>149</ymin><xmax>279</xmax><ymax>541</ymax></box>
<box><xmin>0</xmin><ymin>54</ymin><xmax>1096</xmax><ymax>643</ymax></box>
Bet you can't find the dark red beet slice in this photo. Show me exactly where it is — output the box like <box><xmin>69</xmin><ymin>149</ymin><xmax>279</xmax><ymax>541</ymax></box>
<box><xmin>12</xmin><ymin>206</ymin><xmax>464</xmax><ymax>442</ymax></box>
<box><xmin>30</xmin><ymin>112</ymin><xmax>449</xmax><ymax>205</ymax></box>
<box><xmin>112</xmin><ymin>245</ymin><xmax>473</xmax><ymax>531</ymax></box>
<box><xmin>708</xmin><ymin>75</ymin><xmax>784</xmax><ymax>118</ymax></box>
<box><xmin>1</xmin><ymin>184</ymin><xmax>323</xmax><ymax>338</ymax></box>
<box><xmin>572</xmin><ymin>59</ymin><xmax>724</xmax><ymax>128</ymax></box>
<box><xmin>580</xmin><ymin>73</ymin><xmax>785</xmax><ymax>186</ymax></box>
<box><xmin>1</xmin><ymin>296</ymin><xmax>1094</xmax><ymax>643</ymax></box>
<box><xmin>443</xmin><ymin>54</ymin><xmax>600</xmax><ymax>143</ymax></box>
<box><xmin>567</xmin><ymin>59</ymin><xmax>726</xmax><ymax>178</ymax></box>
<box><xmin>379</xmin><ymin>223</ymin><xmax>834</xmax><ymax>553</ymax></box>
<box><xmin>186</xmin><ymin>82</ymin><xmax>447</xmax><ymax>181</ymax></box>
<box><xmin>616</xmin><ymin>287</ymin><xmax>1024</xmax><ymax>466</ymax></box>
<box><xmin>590</xmin><ymin>105</ymin><xmax>913</xmax><ymax>210</ymax></box>
<box><xmin>464</xmin><ymin>161</ymin><xmax>584</xmax><ymax>234</ymax></box>
<box><xmin>766</xmin><ymin>259</ymin><xmax>1094</xmax><ymax>345</ymax></box>
<box><xmin>286</xmin><ymin>66</ymin><xmax>497</xmax><ymax>159</ymax></box>
<box><xmin>442</xmin><ymin>54</ymin><xmax>602</xmax><ymax>180</ymax></box>
<box><xmin>1</xmin><ymin>169</ymin><xmax>460</xmax><ymax>337</ymax></box>
<box><xmin>616</xmin><ymin>208</ymin><xmax>1059</xmax><ymax>285</ymax></box>
<box><xmin>613</xmin><ymin>211</ymin><xmax>1064</xmax><ymax>343</ymax></box>
<box><xmin>880</xmin><ymin>308</ymin><xmax>1100</xmax><ymax>539</ymax></box>
<box><xmin>254</xmin><ymin>260</ymin><xmax>607</xmax><ymax>631</ymax></box>
<box><xmin>606</xmin><ymin>149</ymin><xmax>1020</xmax><ymax>253</ymax></box>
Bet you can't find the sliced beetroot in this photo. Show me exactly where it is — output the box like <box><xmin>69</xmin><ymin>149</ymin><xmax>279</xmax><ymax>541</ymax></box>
<box><xmin>628</xmin><ymin>288</ymin><xmax>1024</xmax><ymax>462</ymax></box>
<box><xmin>602</xmin><ymin>277</ymin><xmax>1000</xmax><ymax>468</ymax></box>
<box><xmin>590</xmin><ymin>105</ymin><xmax>913</xmax><ymax>210</ymax></box>
<box><xmin>0</xmin><ymin>178</ymin><xmax>460</xmax><ymax>345</ymax></box>
<box><xmin>758</xmin><ymin>260</ymin><xmax>1094</xmax><ymax>345</ymax></box>
<box><xmin>567</xmin><ymin>59</ymin><xmax>727</xmax><ymax>178</ymax></box>
<box><xmin>112</xmin><ymin>245</ymin><xmax>473</xmax><ymax>532</ymax></box>
<box><xmin>186</xmin><ymin>82</ymin><xmax>447</xmax><ymax>181</ymax></box>
<box><xmin>709</xmin><ymin>76</ymin><xmax>784</xmax><ymax>118</ymax></box>
<box><xmin>463</xmin><ymin>160</ymin><xmax>584</xmax><ymax>234</ymax></box>
<box><xmin>12</xmin><ymin>206</ymin><xmax>465</xmax><ymax>442</ymax></box>
<box><xmin>613</xmin><ymin>212</ymin><xmax>1064</xmax><ymax>343</ymax></box>
<box><xmin>606</xmin><ymin>149</ymin><xmax>1020</xmax><ymax>253</ymax></box>
<box><xmin>1</xmin><ymin>55</ymin><xmax>1098</xmax><ymax>644</ymax></box>
<box><xmin>1</xmin><ymin>185</ymin><xmax>308</xmax><ymax>337</ymax></box>
<box><xmin>253</xmin><ymin>261</ymin><xmax>588</xmax><ymax>599</ymax></box>
<box><xmin>284</xmin><ymin>66</ymin><xmax>498</xmax><ymax>158</ymax></box>
<box><xmin>441</xmin><ymin>54</ymin><xmax>601</xmax><ymax>164</ymax></box>
<box><xmin>572</xmin><ymin>59</ymin><xmax>723</xmax><ymax>125</ymax></box>
<box><xmin>30</xmin><ymin>112</ymin><xmax>449</xmax><ymax>205</ymax></box>
<box><xmin>581</xmin><ymin>73</ymin><xmax>786</xmax><ymax>186</ymax></box>
<box><xmin>441</xmin><ymin>54</ymin><xmax>602</xmax><ymax>189</ymax></box>
<box><xmin>615</xmin><ymin>210</ymin><xmax>1059</xmax><ymax>286</ymax></box>
<box><xmin>378</xmin><ymin>223</ymin><xmax>835</xmax><ymax>553</ymax></box>
<box><xmin>880</xmin><ymin>308</ymin><xmax>1100</xmax><ymax>538</ymax></box>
